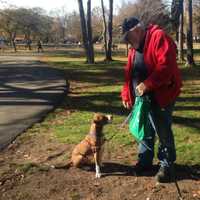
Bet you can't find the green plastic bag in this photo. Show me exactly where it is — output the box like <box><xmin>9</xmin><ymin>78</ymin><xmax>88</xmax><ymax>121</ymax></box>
<box><xmin>129</xmin><ymin>96</ymin><xmax>152</xmax><ymax>142</ymax></box>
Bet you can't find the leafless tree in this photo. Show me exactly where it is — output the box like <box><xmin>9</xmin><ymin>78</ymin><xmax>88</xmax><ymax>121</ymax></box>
<box><xmin>171</xmin><ymin>0</ymin><xmax>185</xmax><ymax>61</ymax></box>
<box><xmin>107</xmin><ymin>0</ymin><xmax>113</xmax><ymax>61</ymax></box>
<box><xmin>101</xmin><ymin>0</ymin><xmax>108</xmax><ymax>58</ymax></box>
<box><xmin>178</xmin><ymin>0</ymin><xmax>184</xmax><ymax>61</ymax></box>
<box><xmin>0</xmin><ymin>9</ymin><xmax>18</xmax><ymax>51</ymax></box>
<box><xmin>50</xmin><ymin>7</ymin><xmax>69</xmax><ymax>42</ymax></box>
<box><xmin>116</xmin><ymin>0</ymin><xmax>171</xmax><ymax>30</ymax></box>
<box><xmin>77</xmin><ymin>0</ymin><xmax>94</xmax><ymax>63</ymax></box>
<box><xmin>0</xmin><ymin>7</ymin><xmax>52</xmax><ymax>51</ymax></box>
<box><xmin>193</xmin><ymin>0</ymin><xmax>200</xmax><ymax>35</ymax></box>
<box><xmin>186</xmin><ymin>0</ymin><xmax>195</xmax><ymax>67</ymax></box>
<box><xmin>50</xmin><ymin>18</ymin><xmax>64</xmax><ymax>44</ymax></box>
<box><xmin>87</xmin><ymin>0</ymin><xmax>94</xmax><ymax>63</ymax></box>
<box><xmin>101</xmin><ymin>0</ymin><xmax>114</xmax><ymax>61</ymax></box>
<box><xmin>92</xmin><ymin>7</ymin><xmax>103</xmax><ymax>42</ymax></box>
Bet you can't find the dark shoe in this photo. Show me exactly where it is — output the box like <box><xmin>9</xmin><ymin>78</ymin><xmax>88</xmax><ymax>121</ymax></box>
<box><xmin>155</xmin><ymin>165</ymin><xmax>175</xmax><ymax>183</ymax></box>
<box><xmin>133</xmin><ymin>161</ymin><xmax>153</xmax><ymax>175</ymax></box>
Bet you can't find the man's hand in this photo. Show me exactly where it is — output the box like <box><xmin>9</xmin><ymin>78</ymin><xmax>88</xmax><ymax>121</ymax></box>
<box><xmin>136</xmin><ymin>82</ymin><xmax>147</xmax><ymax>96</ymax></box>
<box><xmin>122</xmin><ymin>101</ymin><xmax>131</xmax><ymax>109</ymax></box>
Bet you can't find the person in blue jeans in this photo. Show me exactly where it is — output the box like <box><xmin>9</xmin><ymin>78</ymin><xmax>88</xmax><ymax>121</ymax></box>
<box><xmin>137</xmin><ymin>99</ymin><xmax>176</xmax><ymax>182</ymax></box>
<box><xmin>121</xmin><ymin>17</ymin><xmax>182</xmax><ymax>183</ymax></box>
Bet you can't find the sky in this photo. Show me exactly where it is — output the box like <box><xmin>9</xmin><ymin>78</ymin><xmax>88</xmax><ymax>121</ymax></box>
<box><xmin>0</xmin><ymin>0</ymin><xmax>129</xmax><ymax>14</ymax></box>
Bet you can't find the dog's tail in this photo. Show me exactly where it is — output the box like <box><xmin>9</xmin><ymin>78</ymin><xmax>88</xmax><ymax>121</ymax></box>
<box><xmin>51</xmin><ymin>161</ymin><xmax>72</xmax><ymax>169</ymax></box>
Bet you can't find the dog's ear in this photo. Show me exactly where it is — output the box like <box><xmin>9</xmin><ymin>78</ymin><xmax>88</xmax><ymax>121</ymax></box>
<box><xmin>93</xmin><ymin>113</ymin><xmax>102</xmax><ymax>123</ymax></box>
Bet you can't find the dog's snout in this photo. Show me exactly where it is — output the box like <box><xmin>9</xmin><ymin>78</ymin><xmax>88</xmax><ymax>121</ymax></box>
<box><xmin>106</xmin><ymin>115</ymin><xmax>113</xmax><ymax>122</ymax></box>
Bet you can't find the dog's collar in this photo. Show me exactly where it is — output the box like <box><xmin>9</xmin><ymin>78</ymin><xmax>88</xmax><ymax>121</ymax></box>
<box><xmin>89</xmin><ymin>123</ymin><xmax>102</xmax><ymax>137</ymax></box>
<box><xmin>89</xmin><ymin>131</ymin><xmax>96</xmax><ymax>136</ymax></box>
<box><xmin>89</xmin><ymin>131</ymin><xmax>102</xmax><ymax>138</ymax></box>
<box><xmin>85</xmin><ymin>137</ymin><xmax>92</xmax><ymax>146</ymax></box>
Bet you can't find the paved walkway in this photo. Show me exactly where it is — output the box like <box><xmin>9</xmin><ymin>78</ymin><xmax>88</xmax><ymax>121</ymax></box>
<box><xmin>0</xmin><ymin>55</ymin><xmax>67</xmax><ymax>150</ymax></box>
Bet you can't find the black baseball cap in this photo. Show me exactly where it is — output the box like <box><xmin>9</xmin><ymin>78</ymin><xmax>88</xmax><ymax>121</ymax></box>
<box><xmin>121</xmin><ymin>17</ymin><xmax>140</xmax><ymax>42</ymax></box>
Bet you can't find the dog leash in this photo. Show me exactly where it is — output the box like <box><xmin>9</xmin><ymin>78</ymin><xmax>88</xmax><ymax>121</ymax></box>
<box><xmin>116</xmin><ymin>111</ymin><xmax>183</xmax><ymax>199</ymax></box>
<box><xmin>106</xmin><ymin>112</ymin><xmax>151</xmax><ymax>151</ymax></box>
<box><xmin>106</xmin><ymin>112</ymin><xmax>152</xmax><ymax>150</ymax></box>
<box><xmin>119</xmin><ymin>112</ymin><xmax>132</xmax><ymax>129</ymax></box>
<box><xmin>146</xmin><ymin>117</ymin><xmax>182</xmax><ymax>199</ymax></box>
<box><xmin>147</xmin><ymin>112</ymin><xmax>182</xmax><ymax>199</ymax></box>
<box><xmin>105</xmin><ymin>112</ymin><xmax>133</xmax><ymax>142</ymax></box>
<box><xmin>149</xmin><ymin>113</ymin><xmax>182</xmax><ymax>200</ymax></box>
<box><xmin>119</xmin><ymin>111</ymin><xmax>153</xmax><ymax>151</ymax></box>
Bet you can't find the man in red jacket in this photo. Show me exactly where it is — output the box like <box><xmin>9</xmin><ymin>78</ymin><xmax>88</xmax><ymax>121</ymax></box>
<box><xmin>121</xmin><ymin>17</ymin><xmax>182</xmax><ymax>183</ymax></box>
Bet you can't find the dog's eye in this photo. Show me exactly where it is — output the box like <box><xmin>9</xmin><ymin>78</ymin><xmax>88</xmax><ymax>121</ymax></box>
<box><xmin>103</xmin><ymin>117</ymin><xmax>108</xmax><ymax>121</ymax></box>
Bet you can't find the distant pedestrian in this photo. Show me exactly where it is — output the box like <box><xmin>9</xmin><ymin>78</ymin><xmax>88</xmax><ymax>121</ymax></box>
<box><xmin>0</xmin><ymin>40</ymin><xmax>5</xmax><ymax>51</ymax></box>
<box><xmin>37</xmin><ymin>40</ymin><xmax>43</xmax><ymax>53</ymax></box>
<box><xmin>26</xmin><ymin>39</ymin><xmax>32</xmax><ymax>50</ymax></box>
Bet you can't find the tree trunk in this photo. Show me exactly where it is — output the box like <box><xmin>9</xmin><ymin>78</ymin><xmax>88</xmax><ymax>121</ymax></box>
<box><xmin>178</xmin><ymin>0</ymin><xmax>184</xmax><ymax>61</ymax></box>
<box><xmin>186</xmin><ymin>0</ymin><xmax>195</xmax><ymax>67</ymax></box>
<box><xmin>126</xmin><ymin>43</ymin><xmax>129</xmax><ymax>57</ymax></box>
<box><xmin>87</xmin><ymin>0</ymin><xmax>94</xmax><ymax>63</ymax></box>
<box><xmin>107</xmin><ymin>0</ymin><xmax>113</xmax><ymax>61</ymax></box>
<box><xmin>101</xmin><ymin>0</ymin><xmax>108</xmax><ymax>60</ymax></box>
<box><xmin>77</xmin><ymin>0</ymin><xmax>90</xmax><ymax>63</ymax></box>
<box><xmin>176</xmin><ymin>31</ymin><xmax>179</xmax><ymax>43</ymax></box>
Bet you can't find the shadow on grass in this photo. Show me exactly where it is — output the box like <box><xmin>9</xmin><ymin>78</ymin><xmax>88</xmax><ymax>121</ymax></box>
<box><xmin>174</xmin><ymin>96</ymin><xmax>200</xmax><ymax>131</ymax></box>
<box><xmin>57</xmin><ymin>60</ymin><xmax>125</xmax><ymax>86</ymax></box>
<box><xmin>193</xmin><ymin>49</ymin><xmax>200</xmax><ymax>55</ymax></box>
<box><xmin>173</xmin><ymin>116</ymin><xmax>200</xmax><ymax>131</ymax></box>
<box><xmin>43</xmin><ymin>49</ymin><xmax>86</xmax><ymax>58</ymax></box>
<box><xmin>180</xmin><ymin>63</ymin><xmax>200</xmax><ymax>80</ymax></box>
<box><xmin>63</xmin><ymin>91</ymin><xmax>128</xmax><ymax>116</ymax></box>
<box><xmin>57</xmin><ymin>60</ymin><xmax>128</xmax><ymax>116</ymax></box>
<box><xmin>42</xmin><ymin>48</ymin><xmax>126</xmax><ymax>58</ymax></box>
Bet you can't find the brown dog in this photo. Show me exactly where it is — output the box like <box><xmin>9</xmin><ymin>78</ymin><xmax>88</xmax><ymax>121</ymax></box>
<box><xmin>70</xmin><ymin>113</ymin><xmax>112</xmax><ymax>178</ymax></box>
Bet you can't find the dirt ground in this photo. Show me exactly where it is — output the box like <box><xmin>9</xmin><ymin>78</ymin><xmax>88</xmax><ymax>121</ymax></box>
<box><xmin>0</xmin><ymin>121</ymin><xmax>200</xmax><ymax>200</ymax></box>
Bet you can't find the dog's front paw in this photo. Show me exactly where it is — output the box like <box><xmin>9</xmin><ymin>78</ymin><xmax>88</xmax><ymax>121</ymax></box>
<box><xmin>95</xmin><ymin>165</ymin><xmax>101</xmax><ymax>178</ymax></box>
<box><xmin>95</xmin><ymin>172</ymin><xmax>101</xmax><ymax>178</ymax></box>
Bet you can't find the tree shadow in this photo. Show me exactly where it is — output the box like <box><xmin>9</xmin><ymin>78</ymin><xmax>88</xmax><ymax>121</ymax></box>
<box><xmin>0</xmin><ymin>61</ymin><xmax>67</xmax><ymax>149</ymax></box>
<box><xmin>60</xmin><ymin>61</ymin><xmax>125</xmax><ymax>86</ymax></box>
<box><xmin>0</xmin><ymin>63</ymin><xmax>67</xmax><ymax>107</ymax></box>
<box><xmin>62</xmin><ymin>91</ymin><xmax>128</xmax><ymax>116</ymax></box>
<box><xmin>174</xmin><ymin>96</ymin><xmax>200</xmax><ymax>131</ymax></box>
<box><xmin>173</xmin><ymin>116</ymin><xmax>200</xmax><ymax>130</ymax></box>
<box><xmin>176</xmin><ymin>96</ymin><xmax>200</xmax><ymax>103</ymax></box>
<box><xmin>180</xmin><ymin>64</ymin><xmax>200</xmax><ymax>81</ymax></box>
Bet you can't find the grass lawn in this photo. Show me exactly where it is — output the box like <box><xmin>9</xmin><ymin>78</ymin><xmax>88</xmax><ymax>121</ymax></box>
<box><xmin>37</xmin><ymin>49</ymin><xmax>200</xmax><ymax>166</ymax></box>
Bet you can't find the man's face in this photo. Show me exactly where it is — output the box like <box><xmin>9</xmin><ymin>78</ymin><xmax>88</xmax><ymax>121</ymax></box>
<box><xmin>125</xmin><ymin>26</ymin><xmax>142</xmax><ymax>49</ymax></box>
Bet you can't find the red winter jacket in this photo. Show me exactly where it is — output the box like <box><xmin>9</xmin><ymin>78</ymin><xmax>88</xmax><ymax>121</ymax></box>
<box><xmin>121</xmin><ymin>24</ymin><xmax>182</xmax><ymax>108</ymax></box>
